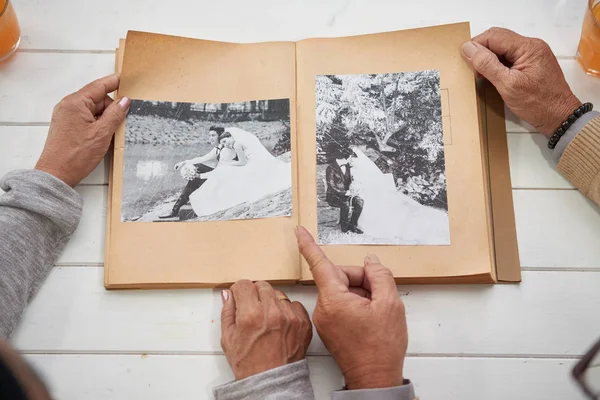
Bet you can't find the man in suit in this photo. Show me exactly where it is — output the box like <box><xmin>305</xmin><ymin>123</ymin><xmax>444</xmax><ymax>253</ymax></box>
<box><xmin>159</xmin><ymin>126</ymin><xmax>237</xmax><ymax>219</ymax></box>
<box><xmin>325</xmin><ymin>145</ymin><xmax>364</xmax><ymax>234</ymax></box>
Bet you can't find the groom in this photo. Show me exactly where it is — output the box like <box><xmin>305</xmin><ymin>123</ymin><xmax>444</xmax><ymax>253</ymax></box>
<box><xmin>159</xmin><ymin>126</ymin><xmax>236</xmax><ymax>219</ymax></box>
<box><xmin>325</xmin><ymin>144</ymin><xmax>364</xmax><ymax>234</ymax></box>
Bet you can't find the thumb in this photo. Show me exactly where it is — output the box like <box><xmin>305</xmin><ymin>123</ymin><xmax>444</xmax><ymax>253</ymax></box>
<box><xmin>364</xmin><ymin>254</ymin><xmax>397</xmax><ymax>302</ymax></box>
<box><xmin>462</xmin><ymin>41</ymin><xmax>509</xmax><ymax>88</ymax></box>
<box><xmin>95</xmin><ymin>96</ymin><xmax>130</xmax><ymax>138</ymax></box>
<box><xmin>220</xmin><ymin>289</ymin><xmax>236</xmax><ymax>334</ymax></box>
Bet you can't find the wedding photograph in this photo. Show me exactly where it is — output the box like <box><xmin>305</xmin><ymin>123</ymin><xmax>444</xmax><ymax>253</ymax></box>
<box><xmin>121</xmin><ymin>98</ymin><xmax>292</xmax><ymax>222</ymax></box>
<box><xmin>315</xmin><ymin>71</ymin><xmax>450</xmax><ymax>245</ymax></box>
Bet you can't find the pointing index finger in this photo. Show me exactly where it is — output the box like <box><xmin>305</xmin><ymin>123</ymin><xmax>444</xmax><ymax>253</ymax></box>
<box><xmin>296</xmin><ymin>226</ymin><xmax>346</xmax><ymax>292</ymax></box>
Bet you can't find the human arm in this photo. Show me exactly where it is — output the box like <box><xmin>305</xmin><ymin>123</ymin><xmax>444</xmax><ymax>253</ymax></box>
<box><xmin>222</xmin><ymin>142</ymin><xmax>248</xmax><ymax>167</ymax></box>
<box><xmin>556</xmin><ymin>113</ymin><xmax>600</xmax><ymax>204</ymax></box>
<box><xmin>326</xmin><ymin>165</ymin><xmax>348</xmax><ymax>197</ymax></box>
<box><xmin>0</xmin><ymin>74</ymin><xmax>130</xmax><ymax>338</ymax></box>
<box><xmin>215</xmin><ymin>281</ymin><xmax>315</xmax><ymax>400</ymax></box>
<box><xmin>295</xmin><ymin>226</ymin><xmax>416</xmax><ymax>399</ymax></box>
<box><xmin>0</xmin><ymin>171</ymin><xmax>82</xmax><ymax>339</ymax></box>
<box><xmin>461</xmin><ymin>27</ymin><xmax>600</xmax><ymax>206</ymax></box>
<box><xmin>176</xmin><ymin>148</ymin><xmax>218</xmax><ymax>170</ymax></box>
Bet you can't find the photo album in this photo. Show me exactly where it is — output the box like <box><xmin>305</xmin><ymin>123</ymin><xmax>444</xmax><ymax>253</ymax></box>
<box><xmin>105</xmin><ymin>22</ymin><xmax>521</xmax><ymax>289</ymax></box>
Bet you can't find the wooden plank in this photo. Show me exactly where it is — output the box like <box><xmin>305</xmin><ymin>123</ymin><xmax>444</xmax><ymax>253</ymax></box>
<box><xmin>0</xmin><ymin>128</ymin><xmax>574</xmax><ymax>190</ymax></box>
<box><xmin>24</xmin><ymin>355</ymin><xmax>341</xmax><ymax>400</ymax></box>
<box><xmin>11</xmin><ymin>267</ymin><xmax>600</xmax><ymax>357</ymax></box>
<box><xmin>23</xmin><ymin>354</ymin><xmax>585</xmax><ymax>400</ymax></box>
<box><xmin>57</xmin><ymin>186</ymin><xmax>107</xmax><ymax>265</ymax></box>
<box><xmin>53</xmin><ymin>186</ymin><xmax>600</xmax><ymax>268</ymax></box>
<box><xmin>0</xmin><ymin>126</ymin><xmax>107</xmax><ymax>185</ymax></box>
<box><xmin>1</xmin><ymin>53</ymin><xmax>597</xmax><ymax>142</ymax></box>
<box><xmin>0</xmin><ymin>53</ymin><xmax>114</xmax><ymax>123</ymax></box>
<box><xmin>514</xmin><ymin>190</ymin><xmax>600</xmax><ymax>268</ymax></box>
<box><xmin>15</xmin><ymin>0</ymin><xmax>584</xmax><ymax>57</ymax></box>
<box><xmin>2</xmin><ymin>54</ymin><xmax>598</xmax><ymax>136</ymax></box>
<box><xmin>508</xmin><ymin>133</ymin><xmax>573</xmax><ymax>189</ymax></box>
<box><xmin>410</xmin><ymin>357</ymin><xmax>584</xmax><ymax>399</ymax></box>
<box><xmin>505</xmin><ymin>60</ymin><xmax>600</xmax><ymax>133</ymax></box>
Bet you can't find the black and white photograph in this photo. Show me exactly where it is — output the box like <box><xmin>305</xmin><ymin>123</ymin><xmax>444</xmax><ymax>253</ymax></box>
<box><xmin>316</xmin><ymin>71</ymin><xmax>450</xmax><ymax>245</ymax></box>
<box><xmin>121</xmin><ymin>98</ymin><xmax>292</xmax><ymax>222</ymax></box>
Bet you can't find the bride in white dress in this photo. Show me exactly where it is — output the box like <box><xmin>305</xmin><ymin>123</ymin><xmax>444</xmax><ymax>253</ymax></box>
<box><xmin>349</xmin><ymin>147</ymin><xmax>450</xmax><ymax>245</ymax></box>
<box><xmin>189</xmin><ymin>127</ymin><xmax>292</xmax><ymax>217</ymax></box>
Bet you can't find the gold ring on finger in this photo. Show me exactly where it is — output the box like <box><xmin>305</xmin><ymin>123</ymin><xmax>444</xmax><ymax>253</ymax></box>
<box><xmin>277</xmin><ymin>293</ymin><xmax>291</xmax><ymax>302</ymax></box>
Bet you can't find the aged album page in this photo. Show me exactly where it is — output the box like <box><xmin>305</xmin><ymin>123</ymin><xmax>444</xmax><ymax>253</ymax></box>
<box><xmin>297</xmin><ymin>23</ymin><xmax>495</xmax><ymax>282</ymax></box>
<box><xmin>106</xmin><ymin>31</ymin><xmax>299</xmax><ymax>288</ymax></box>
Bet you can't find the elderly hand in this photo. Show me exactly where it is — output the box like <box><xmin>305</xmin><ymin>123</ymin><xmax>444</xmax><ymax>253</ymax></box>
<box><xmin>462</xmin><ymin>27</ymin><xmax>581</xmax><ymax>137</ymax></box>
<box><xmin>35</xmin><ymin>74</ymin><xmax>131</xmax><ymax>187</ymax></box>
<box><xmin>220</xmin><ymin>280</ymin><xmax>313</xmax><ymax>380</ymax></box>
<box><xmin>296</xmin><ymin>226</ymin><xmax>408</xmax><ymax>390</ymax></box>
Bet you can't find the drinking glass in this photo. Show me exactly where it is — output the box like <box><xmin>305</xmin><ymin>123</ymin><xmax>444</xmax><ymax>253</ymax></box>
<box><xmin>577</xmin><ymin>0</ymin><xmax>600</xmax><ymax>77</ymax></box>
<box><xmin>0</xmin><ymin>0</ymin><xmax>20</xmax><ymax>62</ymax></box>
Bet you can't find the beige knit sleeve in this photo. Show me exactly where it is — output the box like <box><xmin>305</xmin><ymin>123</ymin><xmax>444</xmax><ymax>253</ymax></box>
<box><xmin>558</xmin><ymin>114</ymin><xmax>600</xmax><ymax>206</ymax></box>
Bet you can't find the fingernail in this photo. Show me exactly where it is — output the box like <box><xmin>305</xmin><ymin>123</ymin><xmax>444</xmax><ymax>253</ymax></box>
<box><xmin>462</xmin><ymin>41</ymin><xmax>478</xmax><ymax>59</ymax></box>
<box><xmin>365</xmin><ymin>254</ymin><xmax>381</xmax><ymax>265</ymax></box>
<box><xmin>221</xmin><ymin>290</ymin><xmax>229</xmax><ymax>304</ymax></box>
<box><xmin>118</xmin><ymin>97</ymin><xmax>130</xmax><ymax>110</ymax></box>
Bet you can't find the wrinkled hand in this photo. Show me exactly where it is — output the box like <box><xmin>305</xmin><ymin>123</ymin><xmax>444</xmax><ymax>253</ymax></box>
<box><xmin>296</xmin><ymin>226</ymin><xmax>408</xmax><ymax>390</ymax></box>
<box><xmin>462</xmin><ymin>27</ymin><xmax>581</xmax><ymax>137</ymax></box>
<box><xmin>35</xmin><ymin>74</ymin><xmax>131</xmax><ymax>187</ymax></box>
<box><xmin>220</xmin><ymin>280</ymin><xmax>313</xmax><ymax>380</ymax></box>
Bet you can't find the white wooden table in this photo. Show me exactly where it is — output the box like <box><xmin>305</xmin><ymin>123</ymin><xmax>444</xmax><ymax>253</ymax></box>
<box><xmin>2</xmin><ymin>1</ymin><xmax>600</xmax><ymax>399</ymax></box>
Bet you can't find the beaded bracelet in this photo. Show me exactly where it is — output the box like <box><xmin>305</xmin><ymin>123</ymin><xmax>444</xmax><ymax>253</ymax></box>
<box><xmin>548</xmin><ymin>102</ymin><xmax>594</xmax><ymax>149</ymax></box>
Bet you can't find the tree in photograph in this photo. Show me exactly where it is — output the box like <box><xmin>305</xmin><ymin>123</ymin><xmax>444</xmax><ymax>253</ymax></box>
<box><xmin>316</xmin><ymin>71</ymin><xmax>447</xmax><ymax>209</ymax></box>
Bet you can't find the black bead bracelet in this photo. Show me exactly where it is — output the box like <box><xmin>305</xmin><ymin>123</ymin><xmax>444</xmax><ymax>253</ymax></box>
<box><xmin>548</xmin><ymin>102</ymin><xmax>594</xmax><ymax>149</ymax></box>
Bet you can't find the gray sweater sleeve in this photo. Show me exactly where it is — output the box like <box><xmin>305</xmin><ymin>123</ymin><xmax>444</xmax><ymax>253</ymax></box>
<box><xmin>213</xmin><ymin>359</ymin><xmax>315</xmax><ymax>400</ymax></box>
<box><xmin>0</xmin><ymin>170</ymin><xmax>83</xmax><ymax>339</ymax></box>
<box><xmin>332</xmin><ymin>381</ymin><xmax>415</xmax><ymax>399</ymax></box>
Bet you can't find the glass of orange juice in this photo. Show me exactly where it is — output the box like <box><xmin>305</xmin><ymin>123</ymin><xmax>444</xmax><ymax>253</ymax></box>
<box><xmin>0</xmin><ymin>0</ymin><xmax>20</xmax><ymax>61</ymax></box>
<box><xmin>577</xmin><ymin>0</ymin><xmax>600</xmax><ymax>77</ymax></box>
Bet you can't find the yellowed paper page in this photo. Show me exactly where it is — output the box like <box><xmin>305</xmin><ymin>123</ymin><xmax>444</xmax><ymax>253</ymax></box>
<box><xmin>296</xmin><ymin>23</ymin><xmax>494</xmax><ymax>280</ymax></box>
<box><xmin>106</xmin><ymin>32</ymin><xmax>299</xmax><ymax>288</ymax></box>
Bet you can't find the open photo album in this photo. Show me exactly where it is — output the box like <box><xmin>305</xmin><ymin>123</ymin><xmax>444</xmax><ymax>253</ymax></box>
<box><xmin>105</xmin><ymin>23</ymin><xmax>521</xmax><ymax>289</ymax></box>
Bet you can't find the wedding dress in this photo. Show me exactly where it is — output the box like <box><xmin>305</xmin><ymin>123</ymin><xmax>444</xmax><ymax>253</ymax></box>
<box><xmin>189</xmin><ymin>127</ymin><xmax>292</xmax><ymax>217</ymax></box>
<box><xmin>349</xmin><ymin>148</ymin><xmax>450</xmax><ymax>245</ymax></box>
